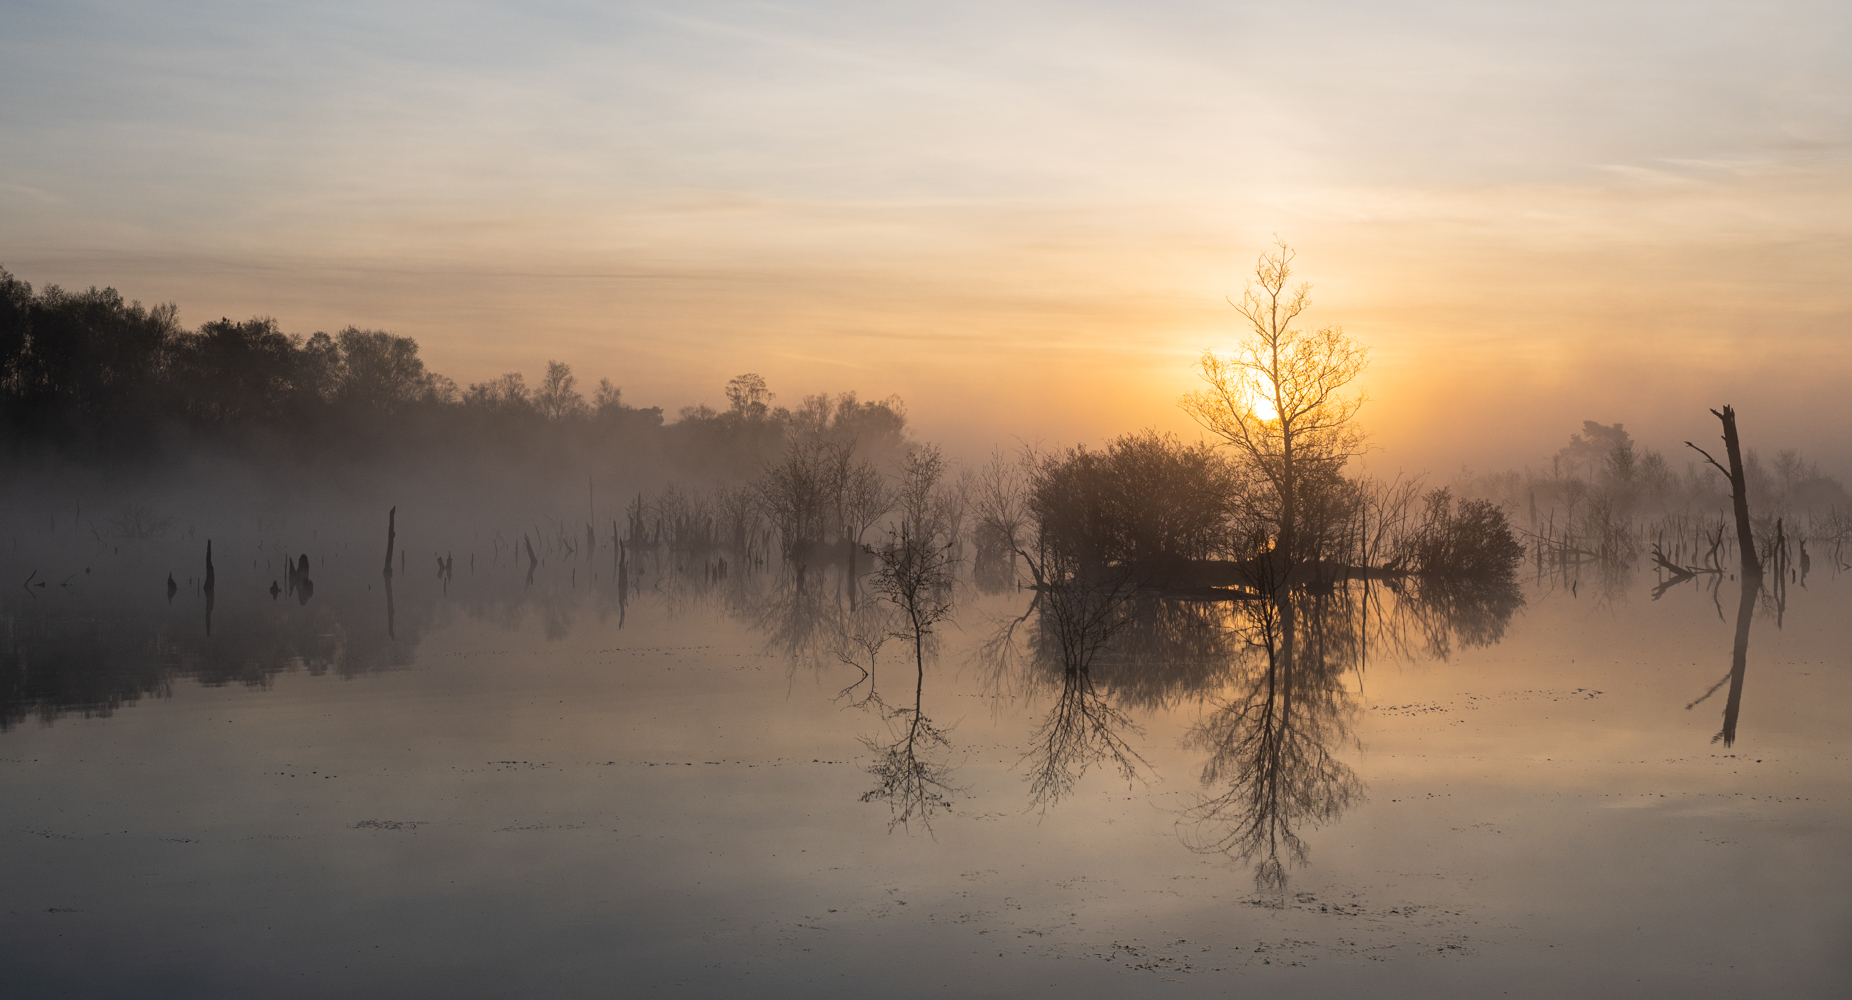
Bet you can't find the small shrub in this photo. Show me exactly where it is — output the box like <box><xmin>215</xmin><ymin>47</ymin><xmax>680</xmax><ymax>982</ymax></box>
<box><xmin>1404</xmin><ymin>488</ymin><xmax>1524</xmax><ymax>580</ymax></box>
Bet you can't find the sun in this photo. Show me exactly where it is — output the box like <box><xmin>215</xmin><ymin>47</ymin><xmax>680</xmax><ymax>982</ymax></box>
<box><xmin>1244</xmin><ymin>384</ymin><xmax>1279</xmax><ymax>422</ymax></box>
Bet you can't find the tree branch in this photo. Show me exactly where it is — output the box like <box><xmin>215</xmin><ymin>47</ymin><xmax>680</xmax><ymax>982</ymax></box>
<box><xmin>1684</xmin><ymin>441</ymin><xmax>1731</xmax><ymax>480</ymax></box>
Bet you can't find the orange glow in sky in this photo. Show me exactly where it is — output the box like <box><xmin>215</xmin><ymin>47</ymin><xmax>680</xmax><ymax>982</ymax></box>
<box><xmin>3</xmin><ymin>1</ymin><xmax>1848</xmax><ymax>475</ymax></box>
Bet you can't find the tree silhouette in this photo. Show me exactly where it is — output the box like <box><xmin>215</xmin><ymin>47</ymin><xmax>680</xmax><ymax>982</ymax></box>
<box><xmin>1181</xmin><ymin>241</ymin><xmax>1368</xmax><ymax>571</ymax></box>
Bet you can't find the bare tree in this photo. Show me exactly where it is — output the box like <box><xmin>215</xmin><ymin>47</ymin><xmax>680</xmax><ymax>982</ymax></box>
<box><xmin>973</xmin><ymin>447</ymin><xmax>1028</xmax><ymax>553</ymax></box>
<box><xmin>862</xmin><ymin>518</ymin><xmax>960</xmax><ymax>831</ymax></box>
<box><xmin>896</xmin><ymin>445</ymin><xmax>948</xmax><ymax>540</ymax></box>
<box><xmin>592</xmin><ymin>377</ymin><xmax>623</xmax><ymax>414</ymax></box>
<box><xmin>842</xmin><ymin>457</ymin><xmax>897</xmax><ymax>544</ymax></box>
<box><xmin>1181</xmin><ymin>241</ymin><xmax>1369</xmax><ymax>571</ymax></box>
<box><xmin>757</xmin><ymin>440</ymin><xmax>833</xmax><ymax>557</ymax></box>
<box><xmin>535</xmin><ymin>360</ymin><xmax>588</xmax><ymax>420</ymax></box>
<box><xmin>725</xmin><ymin>373</ymin><xmax>773</xmax><ymax>421</ymax></box>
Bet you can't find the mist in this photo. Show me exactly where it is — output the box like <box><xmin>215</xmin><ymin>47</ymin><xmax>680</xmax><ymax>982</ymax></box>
<box><xmin>4</xmin><ymin>1</ymin><xmax>1850</xmax><ymax>995</ymax></box>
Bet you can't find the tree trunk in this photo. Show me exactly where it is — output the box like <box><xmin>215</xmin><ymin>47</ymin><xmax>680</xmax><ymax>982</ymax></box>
<box><xmin>1279</xmin><ymin>424</ymin><xmax>1297</xmax><ymax>579</ymax></box>
<box><xmin>1713</xmin><ymin>406</ymin><xmax>1760</xmax><ymax>580</ymax></box>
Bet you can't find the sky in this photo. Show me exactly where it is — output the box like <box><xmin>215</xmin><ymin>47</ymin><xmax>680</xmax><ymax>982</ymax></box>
<box><xmin>3</xmin><ymin>0</ymin><xmax>1849</xmax><ymax>476</ymax></box>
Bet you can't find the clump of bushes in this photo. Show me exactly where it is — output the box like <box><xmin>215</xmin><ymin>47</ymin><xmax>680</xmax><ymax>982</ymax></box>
<box><xmin>1025</xmin><ymin>431</ymin><xmax>1238</xmax><ymax>579</ymax></box>
<box><xmin>1400</xmin><ymin>488</ymin><xmax>1523</xmax><ymax>580</ymax></box>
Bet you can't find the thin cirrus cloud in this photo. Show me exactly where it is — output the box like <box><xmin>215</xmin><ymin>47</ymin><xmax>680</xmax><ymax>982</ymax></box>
<box><xmin>2</xmin><ymin>0</ymin><xmax>1849</xmax><ymax>470</ymax></box>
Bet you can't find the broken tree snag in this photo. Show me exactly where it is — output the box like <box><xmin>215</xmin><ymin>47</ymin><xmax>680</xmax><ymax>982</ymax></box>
<box><xmin>1686</xmin><ymin>404</ymin><xmax>1761</xmax><ymax>581</ymax></box>
<box><xmin>383</xmin><ymin>507</ymin><xmax>397</xmax><ymax>578</ymax></box>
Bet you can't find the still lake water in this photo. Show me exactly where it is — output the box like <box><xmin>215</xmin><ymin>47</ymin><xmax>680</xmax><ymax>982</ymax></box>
<box><xmin>3</xmin><ymin>529</ymin><xmax>1848</xmax><ymax>998</ymax></box>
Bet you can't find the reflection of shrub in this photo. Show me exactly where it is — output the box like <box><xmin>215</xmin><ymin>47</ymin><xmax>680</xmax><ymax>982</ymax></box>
<box><xmin>107</xmin><ymin>504</ymin><xmax>176</xmax><ymax>541</ymax></box>
<box><xmin>1403</xmin><ymin>488</ymin><xmax>1523</xmax><ymax>580</ymax></box>
<box><xmin>1405</xmin><ymin>576</ymin><xmax>1526</xmax><ymax>657</ymax></box>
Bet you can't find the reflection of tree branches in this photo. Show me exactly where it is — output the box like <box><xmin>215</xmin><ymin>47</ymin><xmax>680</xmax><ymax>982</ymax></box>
<box><xmin>833</xmin><ymin>598</ymin><xmax>898</xmax><ymax>707</ymax></box>
<box><xmin>1176</xmin><ymin>577</ymin><xmax>1516</xmax><ymax>894</ymax></box>
<box><xmin>742</xmin><ymin>569</ymin><xmax>847</xmax><ymax>672</ymax></box>
<box><xmin>1022</xmin><ymin>663</ymin><xmax>1147</xmax><ymax>813</ymax></box>
<box><xmin>1526</xmin><ymin>548</ymin><xmax>1636</xmax><ymax>609</ymax></box>
<box><xmin>859</xmin><ymin>695</ymin><xmax>957</xmax><ymax>833</ymax></box>
<box><xmin>1015</xmin><ymin>560</ymin><xmax>1151</xmax><ymax>811</ymax></box>
<box><xmin>970</xmin><ymin>592</ymin><xmax>1040</xmax><ymax>708</ymax></box>
<box><xmin>1181</xmin><ymin>558</ymin><xmax>1363</xmax><ymax>895</ymax></box>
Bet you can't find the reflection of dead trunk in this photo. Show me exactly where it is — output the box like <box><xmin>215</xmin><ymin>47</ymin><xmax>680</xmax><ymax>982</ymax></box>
<box><xmin>383</xmin><ymin>507</ymin><xmax>397</xmax><ymax>578</ymax></box>
<box><xmin>296</xmin><ymin>554</ymin><xmax>314</xmax><ymax>605</ymax></box>
<box><xmin>1720</xmin><ymin>578</ymin><xmax>1756</xmax><ymax>746</ymax></box>
<box><xmin>203</xmin><ymin>540</ymin><xmax>216</xmax><ymax>635</ymax></box>
<box><xmin>1687</xmin><ymin>406</ymin><xmax>1760</xmax><ymax>581</ymax></box>
<box><xmin>523</xmin><ymin>534</ymin><xmax>539</xmax><ymax>586</ymax></box>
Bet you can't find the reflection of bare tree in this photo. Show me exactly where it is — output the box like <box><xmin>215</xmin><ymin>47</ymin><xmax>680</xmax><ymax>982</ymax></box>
<box><xmin>744</xmin><ymin>571</ymin><xmax>843</xmax><ymax>667</ymax></box>
<box><xmin>1182</xmin><ymin>591</ymin><xmax>1362</xmax><ymax>894</ymax></box>
<box><xmin>1019</xmin><ymin>569</ymin><xmax>1149</xmax><ymax>812</ymax></box>
<box><xmin>1022</xmin><ymin>660</ymin><xmax>1146</xmax><ymax>813</ymax></box>
<box><xmin>859</xmin><ymin>681</ymin><xmax>957</xmax><ymax>832</ymax></box>
<box><xmin>1719</xmin><ymin>577</ymin><xmax>1757</xmax><ymax>746</ymax></box>
<box><xmin>832</xmin><ymin>597</ymin><xmax>897</xmax><ymax>707</ymax></box>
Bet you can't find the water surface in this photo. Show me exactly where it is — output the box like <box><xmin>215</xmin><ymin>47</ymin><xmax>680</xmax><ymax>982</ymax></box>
<box><xmin>3</xmin><ymin>533</ymin><xmax>1847</xmax><ymax>997</ymax></box>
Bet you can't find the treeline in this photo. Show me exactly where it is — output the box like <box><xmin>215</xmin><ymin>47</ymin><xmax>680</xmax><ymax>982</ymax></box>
<box><xmin>1463</xmin><ymin>420</ymin><xmax>1850</xmax><ymax>518</ymax></box>
<box><xmin>1457</xmin><ymin>419</ymin><xmax>1852</xmax><ymax>571</ymax></box>
<box><xmin>0</xmin><ymin>268</ymin><xmax>906</xmax><ymax>480</ymax></box>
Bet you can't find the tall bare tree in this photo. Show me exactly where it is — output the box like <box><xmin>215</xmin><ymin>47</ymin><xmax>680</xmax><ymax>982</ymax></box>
<box><xmin>1180</xmin><ymin>241</ymin><xmax>1368</xmax><ymax>572</ymax></box>
<box><xmin>535</xmin><ymin>360</ymin><xmax>588</xmax><ymax>420</ymax></box>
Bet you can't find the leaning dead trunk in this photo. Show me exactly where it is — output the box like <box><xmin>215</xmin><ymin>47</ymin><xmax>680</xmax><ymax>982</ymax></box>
<box><xmin>1686</xmin><ymin>405</ymin><xmax>1760</xmax><ymax>581</ymax></box>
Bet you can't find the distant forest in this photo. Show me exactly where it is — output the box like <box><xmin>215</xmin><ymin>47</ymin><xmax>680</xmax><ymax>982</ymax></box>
<box><xmin>0</xmin><ymin>267</ymin><xmax>907</xmax><ymax>478</ymax></box>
